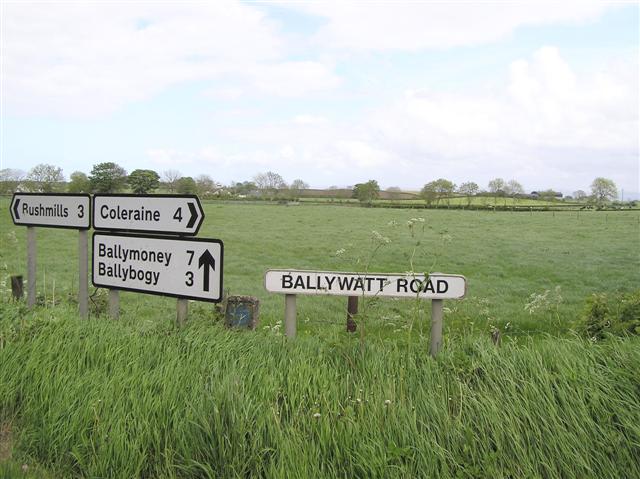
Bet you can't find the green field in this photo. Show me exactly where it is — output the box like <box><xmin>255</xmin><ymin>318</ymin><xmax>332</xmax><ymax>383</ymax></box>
<box><xmin>1</xmin><ymin>199</ymin><xmax>639</xmax><ymax>477</ymax></box>
<box><xmin>2</xmin><ymin>199</ymin><xmax>638</xmax><ymax>335</ymax></box>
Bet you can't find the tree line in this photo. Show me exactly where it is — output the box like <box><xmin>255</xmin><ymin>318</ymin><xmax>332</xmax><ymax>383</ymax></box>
<box><xmin>0</xmin><ymin>163</ymin><xmax>309</xmax><ymax>199</ymax></box>
<box><xmin>353</xmin><ymin>177</ymin><xmax>620</xmax><ymax>206</ymax></box>
<box><xmin>0</xmin><ymin>163</ymin><xmax>622</xmax><ymax>207</ymax></box>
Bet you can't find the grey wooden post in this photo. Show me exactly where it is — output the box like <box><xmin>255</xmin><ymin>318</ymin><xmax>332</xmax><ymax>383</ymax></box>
<box><xmin>177</xmin><ymin>298</ymin><xmax>188</xmax><ymax>326</ymax></box>
<box><xmin>109</xmin><ymin>289</ymin><xmax>120</xmax><ymax>319</ymax></box>
<box><xmin>347</xmin><ymin>296</ymin><xmax>358</xmax><ymax>332</ymax></box>
<box><xmin>284</xmin><ymin>294</ymin><xmax>297</xmax><ymax>338</ymax></box>
<box><xmin>430</xmin><ymin>299</ymin><xmax>444</xmax><ymax>357</ymax></box>
<box><xmin>11</xmin><ymin>275</ymin><xmax>24</xmax><ymax>300</ymax></box>
<box><xmin>78</xmin><ymin>230</ymin><xmax>88</xmax><ymax>319</ymax></box>
<box><xmin>27</xmin><ymin>227</ymin><xmax>36</xmax><ymax>309</ymax></box>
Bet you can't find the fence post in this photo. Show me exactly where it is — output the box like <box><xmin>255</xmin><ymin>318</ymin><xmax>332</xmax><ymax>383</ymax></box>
<box><xmin>284</xmin><ymin>294</ymin><xmax>297</xmax><ymax>338</ymax></box>
<box><xmin>11</xmin><ymin>275</ymin><xmax>23</xmax><ymax>300</ymax></box>
<box><xmin>347</xmin><ymin>296</ymin><xmax>358</xmax><ymax>332</ymax></box>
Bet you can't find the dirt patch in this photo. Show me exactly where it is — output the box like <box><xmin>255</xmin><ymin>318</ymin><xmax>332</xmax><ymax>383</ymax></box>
<box><xmin>0</xmin><ymin>422</ymin><xmax>12</xmax><ymax>461</ymax></box>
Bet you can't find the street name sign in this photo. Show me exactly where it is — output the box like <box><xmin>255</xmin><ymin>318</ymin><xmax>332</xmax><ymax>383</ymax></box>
<box><xmin>93</xmin><ymin>232</ymin><xmax>223</xmax><ymax>302</ymax></box>
<box><xmin>93</xmin><ymin>194</ymin><xmax>204</xmax><ymax>235</ymax></box>
<box><xmin>265</xmin><ymin>270</ymin><xmax>466</xmax><ymax>299</ymax></box>
<box><xmin>10</xmin><ymin>193</ymin><xmax>91</xmax><ymax>229</ymax></box>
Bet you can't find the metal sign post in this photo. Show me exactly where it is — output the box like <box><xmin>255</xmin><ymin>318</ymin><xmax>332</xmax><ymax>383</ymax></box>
<box><xmin>78</xmin><ymin>230</ymin><xmax>89</xmax><ymax>319</ymax></box>
<box><xmin>93</xmin><ymin>194</ymin><xmax>204</xmax><ymax>235</ymax></box>
<box><xmin>27</xmin><ymin>227</ymin><xmax>36</xmax><ymax>308</ymax></box>
<box><xmin>10</xmin><ymin>193</ymin><xmax>91</xmax><ymax>313</ymax></box>
<box><xmin>10</xmin><ymin>193</ymin><xmax>91</xmax><ymax>229</ymax></box>
<box><xmin>265</xmin><ymin>269</ymin><xmax>466</xmax><ymax>356</ymax></box>
<box><xmin>430</xmin><ymin>299</ymin><xmax>444</xmax><ymax>357</ymax></box>
<box><xmin>265</xmin><ymin>270</ymin><xmax>466</xmax><ymax>299</ymax></box>
<box><xmin>177</xmin><ymin>298</ymin><xmax>189</xmax><ymax>327</ymax></box>
<box><xmin>92</xmin><ymin>232</ymin><xmax>223</xmax><ymax>303</ymax></box>
<box><xmin>284</xmin><ymin>294</ymin><xmax>297</xmax><ymax>338</ymax></box>
<box><xmin>93</xmin><ymin>195</ymin><xmax>207</xmax><ymax>324</ymax></box>
<box><xmin>109</xmin><ymin>289</ymin><xmax>120</xmax><ymax>319</ymax></box>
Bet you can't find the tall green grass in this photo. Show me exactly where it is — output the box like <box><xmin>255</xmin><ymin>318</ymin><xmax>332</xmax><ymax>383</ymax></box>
<box><xmin>1</xmin><ymin>305</ymin><xmax>638</xmax><ymax>478</ymax></box>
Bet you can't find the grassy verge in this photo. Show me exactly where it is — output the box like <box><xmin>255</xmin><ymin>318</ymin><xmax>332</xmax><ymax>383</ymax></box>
<box><xmin>1</xmin><ymin>304</ymin><xmax>639</xmax><ymax>478</ymax></box>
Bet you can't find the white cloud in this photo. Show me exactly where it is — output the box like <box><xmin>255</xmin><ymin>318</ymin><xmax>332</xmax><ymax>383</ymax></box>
<box><xmin>2</xmin><ymin>1</ymin><xmax>338</xmax><ymax>116</ymax></box>
<box><xmin>334</xmin><ymin>140</ymin><xmax>394</xmax><ymax>168</ymax></box>
<box><xmin>201</xmin><ymin>47</ymin><xmax>637</xmax><ymax>191</ymax></box>
<box><xmin>293</xmin><ymin>115</ymin><xmax>330</xmax><ymax>125</ymax></box>
<box><xmin>292</xmin><ymin>1</ymin><xmax>615</xmax><ymax>51</ymax></box>
<box><xmin>249</xmin><ymin>61</ymin><xmax>340</xmax><ymax>97</ymax></box>
<box><xmin>365</xmin><ymin>46</ymin><xmax>638</xmax><ymax>189</ymax></box>
<box><xmin>146</xmin><ymin>148</ymin><xmax>194</xmax><ymax>167</ymax></box>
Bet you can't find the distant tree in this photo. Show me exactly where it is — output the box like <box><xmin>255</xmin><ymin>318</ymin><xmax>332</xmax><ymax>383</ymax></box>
<box><xmin>590</xmin><ymin>177</ymin><xmax>617</xmax><ymax>204</ymax></box>
<box><xmin>420</xmin><ymin>183</ymin><xmax>438</xmax><ymax>206</ymax></box>
<box><xmin>176</xmin><ymin>176</ymin><xmax>197</xmax><ymax>195</ymax></box>
<box><xmin>505</xmin><ymin>180</ymin><xmax>524</xmax><ymax>196</ymax></box>
<box><xmin>67</xmin><ymin>171</ymin><xmax>91</xmax><ymax>193</ymax></box>
<box><xmin>539</xmin><ymin>189</ymin><xmax>561</xmax><ymax>201</ymax></box>
<box><xmin>229</xmin><ymin>181</ymin><xmax>257</xmax><ymax>196</ymax></box>
<box><xmin>128</xmin><ymin>169</ymin><xmax>160</xmax><ymax>194</ymax></box>
<box><xmin>289</xmin><ymin>179</ymin><xmax>309</xmax><ymax>199</ymax></box>
<box><xmin>573</xmin><ymin>190</ymin><xmax>587</xmax><ymax>202</ymax></box>
<box><xmin>0</xmin><ymin>168</ymin><xmax>25</xmax><ymax>194</ymax></box>
<box><xmin>290</xmin><ymin>179</ymin><xmax>309</xmax><ymax>191</ymax></box>
<box><xmin>352</xmin><ymin>180</ymin><xmax>380</xmax><ymax>204</ymax></box>
<box><xmin>458</xmin><ymin>181</ymin><xmax>479</xmax><ymax>206</ymax></box>
<box><xmin>195</xmin><ymin>174</ymin><xmax>218</xmax><ymax>197</ymax></box>
<box><xmin>488</xmin><ymin>178</ymin><xmax>506</xmax><ymax>202</ymax></box>
<box><xmin>504</xmin><ymin>179</ymin><xmax>524</xmax><ymax>205</ymax></box>
<box><xmin>25</xmin><ymin>163</ymin><xmax>64</xmax><ymax>193</ymax></box>
<box><xmin>162</xmin><ymin>169</ymin><xmax>182</xmax><ymax>193</ymax></box>
<box><xmin>254</xmin><ymin>171</ymin><xmax>287</xmax><ymax>199</ymax></box>
<box><xmin>421</xmin><ymin>178</ymin><xmax>455</xmax><ymax>206</ymax></box>
<box><xmin>89</xmin><ymin>162</ymin><xmax>127</xmax><ymax>193</ymax></box>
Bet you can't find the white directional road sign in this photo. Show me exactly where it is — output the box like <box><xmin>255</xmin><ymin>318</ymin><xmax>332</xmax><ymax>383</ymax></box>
<box><xmin>265</xmin><ymin>270</ymin><xmax>466</xmax><ymax>299</ymax></box>
<box><xmin>93</xmin><ymin>194</ymin><xmax>204</xmax><ymax>235</ymax></box>
<box><xmin>10</xmin><ymin>193</ymin><xmax>91</xmax><ymax>229</ymax></box>
<box><xmin>93</xmin><ymin>233</ymin><xmax>223</xmax><ymax>302</ymax></box>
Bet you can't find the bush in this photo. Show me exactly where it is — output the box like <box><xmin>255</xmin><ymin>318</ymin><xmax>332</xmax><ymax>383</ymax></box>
<box><xmin>581</xmin><ymin>290</ymin><xmax>640</xmax><ymax>339</ymax></box>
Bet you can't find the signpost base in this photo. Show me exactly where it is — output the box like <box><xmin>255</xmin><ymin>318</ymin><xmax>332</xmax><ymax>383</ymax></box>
<box><xmin>79</xmin><ymin>230</ymin><xmax>88</xmax><ymax>319</ymax></box>
<box><xmin>284</xmin><ymin>294</ymin><xmax>297</xmax><ymax>338</ymax></box>
<box><xmin>109</xmin><ymin>289</ymin><xmax>120</xmax><ymax>319</ymax></box>
<box><xmin>27</xmin><ymin>227</ymin><xmax>36</xmax><ymax>309</ymax></box>
<box><xmin>265</xmin><ymin>270</ymin><xmax>467</xmax><ymax>354</ymax></box>
<box><xmin>430</xmin><ymin>299</ymin><xmax>444</xmax><ymax>357</ymax></box>
<box><xmin>177</xmin><ymin>298</ymin><xmax>188</xmax><ymax>327</ymax></box>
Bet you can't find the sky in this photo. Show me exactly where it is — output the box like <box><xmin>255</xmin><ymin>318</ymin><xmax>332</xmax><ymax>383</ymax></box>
<box><xmin>1</xmin><ymin>0</ymin><xmax>638</xmax><ymax>198</ymax></box>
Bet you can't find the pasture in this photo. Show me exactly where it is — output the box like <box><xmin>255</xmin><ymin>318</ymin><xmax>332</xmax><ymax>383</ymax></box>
<box><xmin>1</xmin><ymin>198</ymin><xmax>639</xmax><ymax>477</ymax></box>
<box><xmin>1</xmin><ymin>199</ymin><xmax>637</xmax><ymax>336</ymax></box>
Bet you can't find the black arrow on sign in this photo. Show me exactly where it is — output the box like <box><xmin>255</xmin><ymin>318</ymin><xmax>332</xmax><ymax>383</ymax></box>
<box><xmin>187</xmin><ymin>202</ymin><xmax>198</xmax><ymax>229</ymax></box>
<box><xmin>198</xmin><ymin>249</ymin><xmax>216</xmax><ymax>292</ymax></box>
<box><xmin>13</xmin><ymin>198</ymin><xmax>20</xmax><ymax>220</ymax></box>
